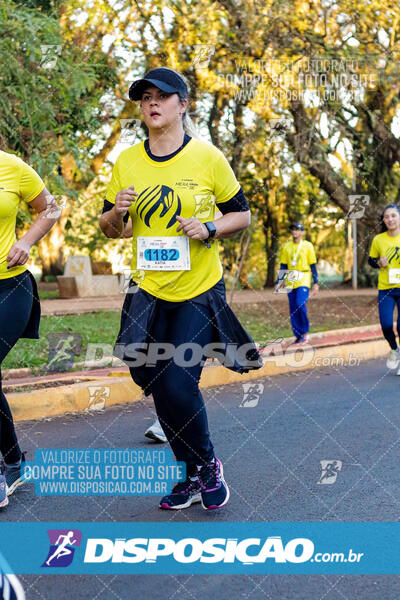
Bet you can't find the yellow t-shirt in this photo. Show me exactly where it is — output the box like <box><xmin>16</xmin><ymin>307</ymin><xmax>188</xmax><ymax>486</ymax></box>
<box><xmin>106</xmin><ymin>138</ymin><xmax>240</xmax><ymax>301</ymax></box>
<box><xmin>280</xmin><ymin>239</ymin><xmax>317</xmax><ymax>289</ymax></box>
<box><xmin>0</xmin><ymin>151</ymin><xmax>45</xmax><ymax>279</ymax></box>
<box><xmin>369</xmin><ymin>231</ymin><xmax>400</xmax><ymax>289</ymax></box>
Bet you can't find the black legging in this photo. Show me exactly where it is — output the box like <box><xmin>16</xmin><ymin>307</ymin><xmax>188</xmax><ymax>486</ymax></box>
<box><xmin>130</xmin><ymin>297</ymin><xmax>215</xmax><ymax>476</ymax></box>
<box><xmin>0</xmin><ymin>271</ymin><xmax>34</xmax><ymax>463</ymax></box>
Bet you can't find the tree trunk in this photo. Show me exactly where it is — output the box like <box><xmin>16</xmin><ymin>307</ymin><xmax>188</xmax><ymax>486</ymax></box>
<box><xmin>263</xmin><ymin>204</ymin><xmax>279</xmax><ymax>288</ymax></box>
<box><xmin>37</xmin><ymin>217</ymin><xmax>67</xmax><ymax>279</ymax></box>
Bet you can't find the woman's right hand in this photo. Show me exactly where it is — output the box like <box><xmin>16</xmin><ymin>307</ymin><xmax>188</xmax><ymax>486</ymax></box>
<box><xmin>378</xmin><ymin>256</ymin><xmax>388</xmax><ymax>267</ymax></box>
<box><xmin>114</xmin><ymin>185</ymin><xmax>138</xmax><ymax>216</ymax></box>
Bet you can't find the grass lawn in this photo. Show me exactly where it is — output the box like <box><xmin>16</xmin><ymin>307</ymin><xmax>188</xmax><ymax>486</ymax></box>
<box><xmin>233</xmin><ymin>294</ymin><xmax>379</xmax><ymax>343</ymax></box>
<box><xmin>3</xmin><ymin>295</ymin><xmax>380</xmax><ymax>372</ymax></box>
<box><xmin>3</xmin><ymin>311</ymin><xmax>121</xmax><ymax>371</ymax></box>
<box><xmin>38</xmin><ymin>289</ymin><xmax>60</xmax><ymax>300</ymax></box>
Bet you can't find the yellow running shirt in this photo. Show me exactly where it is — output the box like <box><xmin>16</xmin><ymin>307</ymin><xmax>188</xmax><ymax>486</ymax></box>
<box><xmin>0</xmin><ymin>151</ymin><xmax>45</xmax><ymax>279</ymax></box>
<box><xmin>106</xmin><ymin>138</ymin><xmax>240</xmax><ymax>301</ymax></box>
<box><xmin>369</xmin><ymin>231</ymin><xmax>400</xmax><ymax>290</ymax></box>
<box><xmin>280</xmin><ymin>239</ymin><xmax>317</xmax><ymax>289</ymax></box>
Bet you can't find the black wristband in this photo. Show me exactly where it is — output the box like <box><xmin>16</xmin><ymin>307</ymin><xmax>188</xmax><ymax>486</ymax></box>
<box><xmin>204</xmin><ymin>221</ymin><xmax>217</xmax><ymax>239</ymax></box>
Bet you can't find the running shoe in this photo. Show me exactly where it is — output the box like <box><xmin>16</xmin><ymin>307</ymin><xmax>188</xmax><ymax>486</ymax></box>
<box><xmin>198</xmin><ymin>457</ymin><xmax>230</xmax><ymax>510</ymax></box>
<box><xmin>291</xmin><ymin>335</ymin><xmax>309</xmax><ymax>346</ymax></box>
<box><xmin>0</xmin><ymin>465</ymin><xmax>8</xmax><ymax>508</ymax></box>
<box><xmin>386</xmin><ymin>348</ymin><xmax>400</xmax><ymax>370</ymax></box>
<box><xmin>159</xmin><ymin>476</ymin><xmax>202</xmax><ymax>510</ymax></box>
<box><xmin>145</xmin><ymin>418</ymin><xmax>167</xmax><ymax>443</ymax></box>
<box><xmin>5</xmin><ymin>453</ymin><xmax>26</xmax><ymax>496</ymax></box>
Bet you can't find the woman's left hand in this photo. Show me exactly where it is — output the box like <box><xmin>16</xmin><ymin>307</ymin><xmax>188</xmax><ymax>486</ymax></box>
<box><xmin>176</xmin><ymin>216</ymin><xmax>209</xmax><ymax>240</ymax></box>
<box><xmin>6</xmin><ymin>240</ymin><xmax>32</xmax><ymax>268</ymax></box>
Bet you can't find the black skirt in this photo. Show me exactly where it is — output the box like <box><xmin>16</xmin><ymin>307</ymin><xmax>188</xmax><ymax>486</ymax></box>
<box><xmin>113</xmin><ymin>277</ymin><xmax>263</xmax><ymax>392</ymax></box>
<box><xmin>22</xmin><ymin>270</ymin><xmax>41</xmax><ymax>339</ymax></box>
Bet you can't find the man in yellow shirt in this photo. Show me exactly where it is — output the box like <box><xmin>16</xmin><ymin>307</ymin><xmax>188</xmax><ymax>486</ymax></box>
<box><xmin>275</xmin><ymin>223</ymin><xmax>319</xmax><ymax>344</ymax></box>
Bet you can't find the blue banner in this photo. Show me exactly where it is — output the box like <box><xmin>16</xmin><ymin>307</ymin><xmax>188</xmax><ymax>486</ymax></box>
<box><xmin>22</xmin><ymin>448</ymin><xmax>185</xmax><ymax>496</ymax></box>
<box><xmin>0</xmin><ymin>522</ymin><xmax>398</xmax><ymax>574</ymax></box>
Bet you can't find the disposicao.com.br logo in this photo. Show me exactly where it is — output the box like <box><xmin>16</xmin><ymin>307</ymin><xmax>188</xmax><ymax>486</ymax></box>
<box><xmin>82</xmin><ymin>536</ymin><xmax>363</xmax><ymax>565</ymax></box>
<box><xmin>42</xmin><ymin>529</ymin><xmax>82</xmax><ymax>568</ymax></box>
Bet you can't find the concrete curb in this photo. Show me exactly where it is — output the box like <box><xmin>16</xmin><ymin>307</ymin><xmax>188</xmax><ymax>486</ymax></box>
<box><xmin>8</xmin><ymin>333</ymin><xmax>392</xmax><ymax>423</ymax></box>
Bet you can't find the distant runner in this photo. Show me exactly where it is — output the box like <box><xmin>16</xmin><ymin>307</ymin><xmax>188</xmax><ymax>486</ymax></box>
<box><xmin>275</xmin><ymin>222</ymin><xmax>319</xmax><ymax>344</ymax></box>
<box><xmin>368</xmin><ymin>203</ymin><xmax>400</xmax><ymax>372</ymax></box>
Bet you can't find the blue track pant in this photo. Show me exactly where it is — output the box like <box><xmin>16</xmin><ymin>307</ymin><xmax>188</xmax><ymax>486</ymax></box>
<box><xmin>287</xmin><ymin>286</ymin><xmax>310</xmax><ymax>338</ymax></box>
<box><xmin>378</xmin><ymin>288</ymin><xmax>400</xmax><ymax>350</ymax></box>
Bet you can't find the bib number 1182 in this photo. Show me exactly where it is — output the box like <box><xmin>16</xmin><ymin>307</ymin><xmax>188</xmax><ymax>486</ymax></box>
<box><xmin>144</xmin><ymin>248</ymin><xmax>179</xmax><ymax>262</ymax></box>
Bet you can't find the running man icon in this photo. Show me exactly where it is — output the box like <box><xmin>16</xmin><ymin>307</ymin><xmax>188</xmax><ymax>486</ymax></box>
<box><xmin>46</xmin><ymin>532</ymin><xmax>76</xmax><ymax>566</ymax></box>
<box><xmin>42</xmin><ymin>529</ymin><xmax>82</xmax><ymax>568</ymax></box>
<box><xmin>317</xmin><ymin>460</ymin><xmax>343</xmax><ymax>485</ymax></box>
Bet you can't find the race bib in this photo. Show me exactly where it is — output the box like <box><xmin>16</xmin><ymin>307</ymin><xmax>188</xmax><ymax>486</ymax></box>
<box><xmin>388</xmin><ymin>268</ymin><xmax>400</xmax><ymax>284</ymax></box>
<box><xmin>287</xmin><ymin>270</ymin><xmax>303</xmax><ymax>282</ymax></box>
<box><xmin>137</xmin><ymin>236</ymin><xmax>191</xmax><ymax>271</ymax></box>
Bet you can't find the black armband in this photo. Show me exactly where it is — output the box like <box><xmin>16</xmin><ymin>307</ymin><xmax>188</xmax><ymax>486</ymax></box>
<box><xmin>216</xmin><ymin>187</ymin><xmax>250</xmax><ymax>214</ymax></box>
<box><xmin>310</xmin><ymin>263</ymin><xmax>319</xmax><ymax>284</ymax></box>
<box><xmin>102</xmin><ymin>199</ymin><xmax>129</xmax><ymax>224</ymax></box>
<box><xmin>368</xmin><ymin>256</ymin><xmax>379</xmax><ymax>269</ymax></box>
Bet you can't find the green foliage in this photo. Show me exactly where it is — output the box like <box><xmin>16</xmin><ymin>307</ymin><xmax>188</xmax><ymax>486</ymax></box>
<box><xmin>357</xmin><ymin>265</ymin><xmax>379</xmax><ymax>288</ymax></box>
<box><xmin>0</xmin><ymin>0</ymin><xmax>119</xmax><ymax>191</ymax></box>
<box><xmin>4</xmin><ymin>0</ymin><xmax>400</xmax><ymax>286</ymax></box>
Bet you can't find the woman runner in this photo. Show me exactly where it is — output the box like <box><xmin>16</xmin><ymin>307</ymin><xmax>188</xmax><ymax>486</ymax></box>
<box><xmin>100</xmin><ymin>67</ymin><xmax>262</xmax><ymax>510</ymax></box>
<box><xmin>0</xmin><ymin>151</ymin><xmax>59</xmax><ymax>508</ymax></box>
<box><xmin>368</xmin><ymin>203</ymin><xmax>400</xmax><ymax>372</ymax></box>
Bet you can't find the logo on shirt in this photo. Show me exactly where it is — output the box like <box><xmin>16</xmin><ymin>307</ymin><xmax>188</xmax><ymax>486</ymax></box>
<box><xmin>387</xmin><ymin>246</ymin><xmax>400</xmax><ymax>264</ymax></box>
<box><xmin>136</xmin><ymin>185</ymin><xmax>181</xmax><ymax>228</ymax></box>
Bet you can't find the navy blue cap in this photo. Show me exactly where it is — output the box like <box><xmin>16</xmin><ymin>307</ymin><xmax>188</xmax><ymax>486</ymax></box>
<box><xmin>290</xmin><ymin>222</ymin><xmax>305</xmax><ymax>231</ymax></box>
<box><xmin>129</xmin><ymin>68</ymin><xmax>188</xmax><ymax>101</ymax></box>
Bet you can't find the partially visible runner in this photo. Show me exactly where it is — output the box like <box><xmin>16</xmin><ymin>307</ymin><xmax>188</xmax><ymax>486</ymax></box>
<box><xmin>144</xmin><ymin>416</ymin><xmax>167</xmax><ymax>443</ymax></box>
<box><xmin>0</xmin><ymin>151</ymin><xmax>59</xmax><ymax>508</ymax></box>
<box><xmin>100</xmin><ymin>67</ymin><xmax>262</xmax><ymax>511</ymax></box>
<box><xmin>274</xmin><ymin>222</ymin><xmax>319</xmax><ymax>344</ymax></box>
<box><xmin>368</xmin><ymin>203</ymin><xmax>400</xmax><ymax>372</ymax></box>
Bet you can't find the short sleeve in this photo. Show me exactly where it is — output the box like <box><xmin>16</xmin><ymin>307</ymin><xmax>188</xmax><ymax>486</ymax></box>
<box><xmin>369</xmin><ymin>236</ymin><xmax>379</xmax><ymax>258</ymax></box>
<box><xmin>19</xmin><ymin>160</ymin><xmax>45</xmax><ymax>203</ymax></box>
<box><xmin>308</xmin><ymin>243</ymin><xmax>317</xmax><ymax>264</ymax></box>
<box><xmin>213</xmin><ymin>152</ymin><xmax>240</xmax><ymax>205</ymax></box>
<box><xmin>105</xmin><ymin>158</ymin><xmax>122</xmax><ymax>204</ymax></box>
<box><xmin>280</xmin><ymin>244</ymin><xmax>288</xmax><ymax>264</ymax></box>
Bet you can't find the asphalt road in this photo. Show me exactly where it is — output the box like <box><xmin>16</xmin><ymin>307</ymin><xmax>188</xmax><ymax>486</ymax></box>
<box><xmin>2</xmin><ymin>357</ymin><xmax>400</xmax><ymax>599</ymax></box>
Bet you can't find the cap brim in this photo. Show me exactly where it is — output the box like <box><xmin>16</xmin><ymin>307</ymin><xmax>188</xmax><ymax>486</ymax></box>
<box><xmin>129</xmin><ymin>78</ymin><xmax>180</xmax><ymax>101</ymax></box>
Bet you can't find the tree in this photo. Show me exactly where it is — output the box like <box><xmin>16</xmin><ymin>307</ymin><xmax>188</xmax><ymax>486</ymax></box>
<box><xmin>258</xmin><ymin>0</ymin><xmax>400</xmax><ymax>269</ymax></box>
<box><xmin>0</xmin><ymin>0</ymin><xmax>119</xmax><ymax>277</ymax></box>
